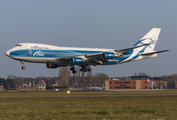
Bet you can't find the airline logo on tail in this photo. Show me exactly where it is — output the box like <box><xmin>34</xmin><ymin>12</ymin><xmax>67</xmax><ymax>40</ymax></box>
<box><xmin>134</xmin><ymin>28</ymin><xmax>161</xmax><ymax>53</ymax></box>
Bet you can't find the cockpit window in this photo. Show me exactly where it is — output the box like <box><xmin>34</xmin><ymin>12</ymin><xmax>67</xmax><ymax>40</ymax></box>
<box><xmin>16</xmin><ymin>44</ymin><xmax>22</xmax><ymax>46</ymax></box>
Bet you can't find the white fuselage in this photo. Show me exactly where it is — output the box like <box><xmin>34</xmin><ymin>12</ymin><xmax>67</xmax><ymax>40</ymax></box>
<box><xmin>6</xmin><ymin>43</ymin><xmax>157</xmax><ymax>66</ymax></box>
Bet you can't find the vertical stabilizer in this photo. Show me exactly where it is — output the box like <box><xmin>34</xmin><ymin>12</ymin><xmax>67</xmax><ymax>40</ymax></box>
<box><xmin>134</xmin><ymin>28</ymin><xmax>161</xmax><ymax>52</ymax></box>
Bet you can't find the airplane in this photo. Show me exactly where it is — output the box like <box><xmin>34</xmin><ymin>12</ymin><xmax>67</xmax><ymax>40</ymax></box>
<box><xmin>6</xmin><ymin>28</ymin><xmax>170</xmax><ymax>73</ymax></box>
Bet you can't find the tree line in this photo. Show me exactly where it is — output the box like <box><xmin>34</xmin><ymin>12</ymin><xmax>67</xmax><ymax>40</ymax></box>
<box><xmin>0</xmin><ymin>67</ymin><xmax>109</xmax><ymax>90</ymax></box>
<box><xmin>1</xmin><ymin>69</ymin><xmax>177</xmax><ymax>90</ymax></box>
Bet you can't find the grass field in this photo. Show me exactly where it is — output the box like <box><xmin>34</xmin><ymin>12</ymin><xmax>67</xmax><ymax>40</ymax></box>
<box><xmin>0</xmin><ymin>90</ymin><xmax>177</xmax><ymax>120</ymax></box>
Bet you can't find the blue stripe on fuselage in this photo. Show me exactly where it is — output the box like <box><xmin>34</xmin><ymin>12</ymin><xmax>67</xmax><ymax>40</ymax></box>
<box><xmin>119</xmin><ymin>46</ymin><xmax>146</xmax><ymax>64</ymax></box>
<box><xmin>103</xmin><ymin>49</ymin><xmax>134</xmax><ymax>65</ymax></box>
<box><xmin>10</xmin><ymin>49</ymin><xmax>105</xmax><ymax>58</ymax></box>
<box><xmin>9</xmin><ymin>48</ymin><xmax>140</xmax><ymax>65</ymax></box>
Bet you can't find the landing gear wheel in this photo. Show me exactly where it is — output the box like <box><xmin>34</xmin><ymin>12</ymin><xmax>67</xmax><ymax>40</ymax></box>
<box><xmin>88</xmin><ymin>68</ymin><xmax>91</xmax><ymax>72</ymax></box>
<box><xmin>70</xmin><ymin>65</ymin><xmax>76</xmax><ymax>74</ymax></box>
<box><xmin>80</xmin><ymin>65</ymin><xmax>91</xmax><ymax>72</ymax></box>
<box><xmin>72</xmin><ymin>70</ymin><xmax>76</xmax><ymax>74</ymax></box>
<box><xmin>20</xmin><ymin>61</ymin><xmax>26</xmax><ymax>70</ymax></box>
<box><xmin>21</xmin><ymin>66</ymin><xmax>26</xmax><ymax>70</ymax></box>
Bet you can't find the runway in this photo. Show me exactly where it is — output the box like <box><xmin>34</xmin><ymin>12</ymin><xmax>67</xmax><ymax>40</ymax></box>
<box><xmin>0</xmin><ymin>94</ymin><xmax>177</xmax><ymax>98</ymax></box>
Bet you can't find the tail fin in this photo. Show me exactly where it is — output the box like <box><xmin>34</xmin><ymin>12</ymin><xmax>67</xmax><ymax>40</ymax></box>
<box><xmin>134</xmin><ymin>28</ymin><xmax>161</xmax><ymax>52</ymax></box>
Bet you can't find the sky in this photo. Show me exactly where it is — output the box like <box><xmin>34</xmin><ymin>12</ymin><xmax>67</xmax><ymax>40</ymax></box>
<box><xmin>0</xmin><ymin>0</ymin><xmax>177</xmax><ymax>78</ymax></box>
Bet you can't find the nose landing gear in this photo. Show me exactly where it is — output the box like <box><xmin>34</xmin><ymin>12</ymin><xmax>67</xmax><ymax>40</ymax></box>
<box><xmin>21</xmin><ymin>66</ymin><xmax>26</xmax><ymax>70</ymax></box>
<box><xmin>21</xmin><ymin>61</ymin><xmax>26</xmax><ymax>70</ymax></box>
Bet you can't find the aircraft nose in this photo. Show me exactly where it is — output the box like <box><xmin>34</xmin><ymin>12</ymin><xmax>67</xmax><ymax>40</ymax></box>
<box><xmin>5</xmin><ymin>50</ymin><xmax>10</xmax><ymax>56</ymax></box>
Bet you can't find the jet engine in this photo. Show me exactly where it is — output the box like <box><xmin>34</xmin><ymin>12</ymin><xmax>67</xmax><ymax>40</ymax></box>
<box><xmin>70</xmin><ymin>57</ymin><xmax>83</xmax><ymax>65</ymax></box>
<box><xmin>46</xmin><ymin>63</ymin><xmax>59</xmax><ymax>68</ymax></box>
<box><xmin>103</xmin><ymin>52</ymin><xmax>120</xmax><ymax>59</ymax></box>
<box><xmin>46</xmin><ymin>63</ymin><xmax>68</xmax><ymax>68</ymax></box>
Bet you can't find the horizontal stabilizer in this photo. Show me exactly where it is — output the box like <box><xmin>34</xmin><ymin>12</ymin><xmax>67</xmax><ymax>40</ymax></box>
<box><xmin>139</xmin><ymin>50</ymin><xmax>171</xmax><ymax>56</ymax></box>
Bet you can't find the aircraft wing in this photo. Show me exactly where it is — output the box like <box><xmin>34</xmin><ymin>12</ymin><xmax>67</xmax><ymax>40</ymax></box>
<box><xmin>85</xmin><ymin>43</ymin><xmax>153</xmax><ymax>65</ymax></box>
<box><xmin>56</xmin><ymin>43</ymin><xmax>152</xmax><ymax>66</ymax></box>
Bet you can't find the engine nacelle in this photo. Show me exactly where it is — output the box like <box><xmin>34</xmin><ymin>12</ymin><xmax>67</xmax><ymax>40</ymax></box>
<box><xmin>46</xmin><ymin>63</ymin><xmax>59</xmax><ymax>69</ymax></box>
<box><xmin>70</xmin><ymin>57</ymin><xmax>83</xmax><ymax>65</ymax></box>
<box><xmin>103</xmin><ymin>52</ymin><xmax>116</xmax><ymax>59</ymax></box>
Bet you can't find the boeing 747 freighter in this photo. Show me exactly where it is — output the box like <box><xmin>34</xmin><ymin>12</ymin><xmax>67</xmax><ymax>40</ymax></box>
<box><xmin>6</xmin><ymin>28</ymin><xmax>170</xmax><ymax>73</ymax></box>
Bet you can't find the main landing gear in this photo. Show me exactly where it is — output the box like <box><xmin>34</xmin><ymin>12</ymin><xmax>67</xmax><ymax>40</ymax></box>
<box><xmin>70</xmin><ymin>65</ymin><xmax>76</xmax><ymax>74</ymax></box>
<box><xmin>21</xmin><ymin>61</ymin><xmax>26</xmax><ymax>70</ymax></box>
<box><xmin>80</xmin><ymin>65</ymin><xmax>91</xmax><ymax>72</ymax></box>
<box><xmin>70</xmin><ymin>65</ymin><xmax>92</xmax><ymax>73</ymax></box>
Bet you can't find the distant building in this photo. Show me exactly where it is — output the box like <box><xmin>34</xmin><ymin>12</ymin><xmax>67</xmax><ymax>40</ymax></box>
<box><xmin>150</xmin><ymin>77</ymin><xmax>167</xmax><ymax>89</ymax></box>
<box><xmin>22</xmin><ymin>84</ymin><xmax>29</xmax><ymax>88</ymax></box>
<box><xmin>105</xmin><ymin>76</ymin><xmax>167</xmax><ymax>90</ymax></box>
<box><xmin>105</xmin><ymin>76</ymin><xmax>150</xmax><ymax>90</ymax></box>
<box><xmin>175</xmin><ymin>81</ymin><xmax>177</xmax><ymax>89</ymax></box>
<box><xmin>36</xmin><ymin>80</ymin><xmax>46</xmax><ymax>89</ymax></box>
